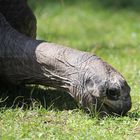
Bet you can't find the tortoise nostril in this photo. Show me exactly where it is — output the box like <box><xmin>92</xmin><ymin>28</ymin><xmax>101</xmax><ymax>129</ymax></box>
<box><xmin>107</xmin><ymin>88</ymin><xmax>120</xmax><ymax>100</ymax></box>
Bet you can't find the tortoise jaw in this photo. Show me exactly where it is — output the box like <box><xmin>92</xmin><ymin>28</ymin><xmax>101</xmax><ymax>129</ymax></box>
<box><xmin>98</xmin><ymin>96</ymin><xmax>132</xmax><ymax>116</ymax></box>
<box><xmin>95</xmin><ymin>80</ymin><xmax>132</xmax><ymax>116</ymax></box>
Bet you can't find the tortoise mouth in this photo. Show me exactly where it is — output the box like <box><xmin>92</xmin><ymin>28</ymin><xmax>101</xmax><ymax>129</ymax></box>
<box><xmin>101</xmin><ymin>103</ymin><xmax>125</xmax><ymax>116</ymax></box>
<box><xmin>99</xmin><ymin>97</ymin><xmax>132</xmax><ymax>116</ymax></box>
<box><xmin>94</xmin><ymin>83</ymin><xmax>132</xmax><ymax>116</ymax></box>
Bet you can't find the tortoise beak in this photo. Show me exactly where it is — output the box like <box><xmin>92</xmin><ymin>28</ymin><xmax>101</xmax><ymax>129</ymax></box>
<box><xmin>99</xmin><ymin>85</ymin><xmax>132</xmax><ymax>116</ymax></box>
<box><xmin>102</xmin><ymin>97</ymin><xmax>132</xmax><ymax>116</ymax></box>
<box><xmin>100</xmin><ymin>89</ymin><xmax>132</xmax><ymax>116</ymax></box>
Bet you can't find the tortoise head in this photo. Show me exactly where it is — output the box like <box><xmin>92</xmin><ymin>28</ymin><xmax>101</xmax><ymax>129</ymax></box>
<box><xmin>74</xmin><ymin>55</ymin><xmax>131</xmax><ymax>116</ymax></box>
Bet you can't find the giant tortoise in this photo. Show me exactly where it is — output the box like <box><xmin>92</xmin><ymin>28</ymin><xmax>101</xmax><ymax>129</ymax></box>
<box><xmin>0</xmin><ymin>0</ymin><xmax>131</xmax><ymax>115</ymax></box>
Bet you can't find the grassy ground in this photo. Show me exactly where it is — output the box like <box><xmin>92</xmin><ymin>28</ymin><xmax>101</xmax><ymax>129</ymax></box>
<box><xmin>0</xmin><ymin>0</ymin><xmax>140</xmax><ymax>139</ymax></box>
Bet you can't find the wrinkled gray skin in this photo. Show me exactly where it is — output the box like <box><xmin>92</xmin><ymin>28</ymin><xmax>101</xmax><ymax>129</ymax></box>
<box><xmin>0</xmin><ymin>0</ymin><xmax>131</xmax><ymax>115</ymax></box>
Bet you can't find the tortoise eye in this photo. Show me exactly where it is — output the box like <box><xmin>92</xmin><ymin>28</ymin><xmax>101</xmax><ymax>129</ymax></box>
<box><xmin>107</xmin><ymin>88</ymin><xmax>120</xmax><ymax>100</ymax></box>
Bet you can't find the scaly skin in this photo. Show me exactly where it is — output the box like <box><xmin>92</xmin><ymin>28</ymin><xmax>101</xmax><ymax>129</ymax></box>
<box><xmin>0</xmin><ymin>13</ymin><xmax>131</xmax><ymax>115</ymax></box>
<box><xmin>35</xmin><ymin>43</ymin><xmax>131</xmax><ymax>115</ymax></box>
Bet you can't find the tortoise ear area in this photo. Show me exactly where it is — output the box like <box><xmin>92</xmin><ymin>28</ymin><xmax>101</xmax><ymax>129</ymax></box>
<box><xmin>85</xmin><ymin>78</ymin><xmax>94</xmax><ymax>89</ymax></box>
<box><xmin>84</xmin><ymin>78</ymin><xmax>94</xmax><ymax>94</ymax></box>
<box><xmin>84</xmin><ymin>78</ymin><xmax>100</xmax><ymax>97</ymax></box>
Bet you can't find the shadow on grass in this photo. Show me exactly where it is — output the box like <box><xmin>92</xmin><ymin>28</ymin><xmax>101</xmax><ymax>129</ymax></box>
<box><xmin>0</xmin><ymin>85</ymin><xmax>77</xmax><ymax>111</ymax></box>
<box><xmin>0</xmin><ymin>85</ymin><xmax>139</xmax><ymax>119</ymax></box>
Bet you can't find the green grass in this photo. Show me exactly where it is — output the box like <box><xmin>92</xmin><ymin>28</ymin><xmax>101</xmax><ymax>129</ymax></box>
<box><xmin>0</xmin><ymin>0</ymin><xmax>140</xmax><ymax>139</ymax></box>
<box><xmin>0</xmin><ymin>109</ymin><xmax>140</xmax><ymax>140</ymax></box>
